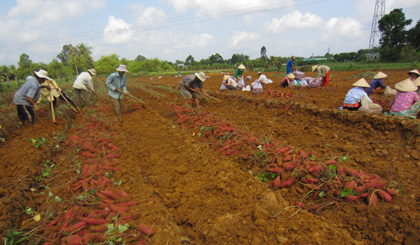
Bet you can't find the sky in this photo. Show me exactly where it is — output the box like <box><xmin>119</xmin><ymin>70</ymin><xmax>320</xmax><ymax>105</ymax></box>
<box><xmin>0</xmin><ymin>0</ymin><xmax>419</xmax><ymax>66</ymax></box>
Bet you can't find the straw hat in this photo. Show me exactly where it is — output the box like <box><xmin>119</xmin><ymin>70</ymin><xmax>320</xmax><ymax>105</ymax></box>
<box><xmin>373</xmin><ymin>71</ymin><xmax>387</xmax><ymax>79</ymax></box>
<box><xmin>352</xmin><ymin>78</ymin><xmax>370</xmax><ymax>88</ymax></box>
<box><xmin>238</xmin><ymin>64</ymin><xmax>246</xmax><ymax>70</ymax></box>
<box><xmin>311</xmin><ymin>65</ymin><xmax>318</xmax><ymax>72</ymax></box>
<box><xmin>395</xmin><ymin>79</ymin><xmax>418</xmax><ymax>92</ymax></box>
<box><xmin>195</xmin><ymin>72</ymin><xmax>206</xmax><ymax>82</ymax></box>
<box><xmin>287</xmin><ymin>73</ymin><xmax>295</xmax><ymax>80</ymax></box>
<box><xmin>88</xmin><ymin>69</ymin><xmax>96</xmax><ymax>76</ymax></box>
<box><xmin>223</xmin><ymin>75</ymin><xmax>231</xmax><ymax>81</ymax></box>
<box><xmin>257</xmin><ymin>71</ymin><xmax>262</xmax><ymax>75</ymax></box>
<box><xmin>414</xmin><ymin>77</ymin><xmax>420</xmax><ymax>87</ymax></box>
<box><xmin>408</xmin><ymin>69</ymin><xmax>420</xmax><ymax>76</ymax></box>
<box><xmin>116</xmin><ymin>64</ymin><xmax>128</xmax><ymax>72</ymax></box>
<box><xmin>34</xmin><ymin>69</ymin><xmax>51</xmax><ymax>80</ymax></box>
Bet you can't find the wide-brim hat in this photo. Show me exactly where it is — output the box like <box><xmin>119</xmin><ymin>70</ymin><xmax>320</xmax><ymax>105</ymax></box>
<box><xmin>373</xmin><ymin>71</ymin><xmax>387</xmax><ymax>79</ymax></box>
<box><xmin>223</xmin><ymin>75</ymin><xmax>231</xmax><ymax>81</ymax></box>
<box><xmin>287</xmin><ymin>73</ymin><xmax>295</xmax><ymax>80</ymax></box>
<box><xmin>395</xmin><ymin>79</ymin><xmax>418</xmax><ymax>92</ymax></box>
<box><xmin>34</xmin><ymin>69</ymin><xmax>51</xmax><ymax>80</ymax></box>
<box><xmin>257</xmin><ymin>71</ymin><xmax>262</xmax><ymax>74</ymax></box>
<box><xmin>195</xmin><ymin>72</ymin><xmax>206</xmax><ymax>82</ymax></box>
<box><xmin>414</xmin><ymin>77</ymin><xmax>420</xmax><ymax>87</ymax></box>
<box><xmin>311</xmin><ymin>65</ymin><xmax>318</xmax><ymax>72</ymax></box>
<box><xmin>116</xmin><ymin>64</ymin><xmax>128</xmax><ymax>72</ymax></box>
<box><xmin>88</xmin><ymin>69</ymin><xmax>96</xmax><ymax>76</ymax></box>
<box><xmin>238</xmin><ymin>64</ymin><xmax>246</xmax><ymax>70</ymax></box>
<box><xmin>408</xmin><ymin>69</ymin><xmax>420</xmax><ymax>76</ymax></box>
<box><xmin>352</xmin><ymin>78</ymin><xmax>370</xmax><ymax>88</ymax></box>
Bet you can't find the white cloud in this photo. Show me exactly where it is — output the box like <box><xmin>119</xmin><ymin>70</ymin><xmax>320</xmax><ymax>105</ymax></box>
<box><xmin>229</xmin><ymin>31</ymin><xmax>260</xmax><ymax>49</ymax></box>
<box><xmin>321</xmin><ymin>17</ymin><xmax>364</xmax><ymax>40</ymax></box>
<box><xmin>265</xmin><ymin>11</ymin><xmax>323</xmax><ymax>33</ymax></box>
<box><xmin>103</xmin><ymin>16</ymin><xmax>133</xmax><ymax>44</ymax></box>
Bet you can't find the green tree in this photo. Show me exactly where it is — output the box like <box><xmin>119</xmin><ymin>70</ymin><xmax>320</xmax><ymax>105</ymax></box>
<box><xmin>231</xmin><ymin>53</ymin><xmax>249</xmax><ymax>66</ymax></box>
<box><xmin>76</xmin><ymin>43</ymin><xmax>94</xmax><ymax>72</ymax></box>
<box><xmin>135</xmin><ymin>55</ymin><xmax>147</xmax><ymax>62</ymax></box>
<box><xmin>94</xmin><ymin>54</ymin><xmax>120</xmax><ymax>75</ymax></box>
<box><xmin>407</xmin><ymin>20</ymin><xmax>420</xmax><ymax>52</ymax></box>
<box><xmin>209</xmin><ymin>53</ymin><xmax>223</xmax><ymax>64</ymax></box>
<box><xmin>185</xmin><ymin>55</ymin><xmax>195</xmax><ymax>66</ymax></box>
<box><xmin>260</xmin><ymin>46</ymin><xmax>268</xmax><ymax>64</ymax></box>
<box><xmin>57</xmin><ymin>44</ymin><xmax>73</xmax><ymax>66</ymax></box>
<box><xmin>378</xmin><ymin>8</ymin><xmax>412</xmax><ymax>61</ymax></box>
<box><xmin>17</xmin><ymin>53</ymin><xmax>32</xmax><ymax>79</ymax></box>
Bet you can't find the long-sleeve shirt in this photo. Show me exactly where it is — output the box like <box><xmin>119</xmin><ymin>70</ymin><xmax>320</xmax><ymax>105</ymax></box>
<box><xmin>286</xmin><ymin>59</ymin><xmax>294</xmax><ymax>74</ymax></box>
<box><xmin>106</xmin><ymin>72</ymin><xmax>127</xmax><ymax>99</ymax></box>
<box><xmin>390</xmin><ymin>91</ymin><xmax>420</xmax><ymax>112</ymax></box>
<box><xmin>181</xmin><ymin>74</ymin><xmax>203</xmax><ymax>89</ymax></box>
<box><xmin>343</xmin><ymin>87</ymin><xmax>372</xmax><ymax>105</ymax></box>
<box><xmin>234</xmin><ymin>69</ymin><xmax>244</xmax><ymax>79</ymax></box>
<box><xmin>13</xmin><ymin>77</ymin><xmax>41</xmax><ymax>106</ymax></box>
<box><xmin>317</xmin><ymin>65</ymin><xmax>330</xmax><ymax>77</ymax></box>
<box><xmin>223</xmin><ymin>77</ymin><xmax>237</xmax><ymax>87</ymax></box>
<box><xmin>73</xmin><ymin>71</ymin><xmax>95</xmax><ymax>91</ymax></box>
<box><xmin>366</xmin><ymin>79</ymin><xmax>386</xmax><ymax>95</ymax></box>
<box><xmin>40</xmin><ymin>79</ymin><xmax>60</xmax><ymax>101</ymax></box>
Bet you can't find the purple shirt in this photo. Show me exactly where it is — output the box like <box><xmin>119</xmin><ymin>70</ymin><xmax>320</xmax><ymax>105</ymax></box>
<box><xmin>366</xmin><ymin>79</ymin><xmax>386</xmax><ymax>95</ymax></box>
<box><xmin>390</xmin><ymin>91</ymin><xmax>420</xmax><ymax>112</ymax></box>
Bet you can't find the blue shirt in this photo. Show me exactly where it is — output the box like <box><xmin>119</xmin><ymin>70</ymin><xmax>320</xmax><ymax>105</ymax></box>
<box><xmin>344</xmin><ymin>87</ymin><xmax>372</xmax><ymax>104</ymax></box>
<box><xmin>13</xmin><ymin>77</ymin><xmax>41</xmax><ymax>106</ymax></box>
<box><xmin>286</xmin><ymin>59</ymin><xmax>294</xmax><ymax>74</ymax></box>
<box><xmin>366</xmin><ymin>79</ymin><xmax>386</xmax><ymax>95</ymax></box>
<box><xmin>106</xmin><ymin>72</ymin><xmax>127</xmax><ymax>99</ymax></box>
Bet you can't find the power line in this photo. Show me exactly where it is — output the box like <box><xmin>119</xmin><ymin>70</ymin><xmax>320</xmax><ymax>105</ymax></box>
<box><xmin>0</xmin><ymin>0</ymin><xmax>327</xmax><ymax>52</ymax></box>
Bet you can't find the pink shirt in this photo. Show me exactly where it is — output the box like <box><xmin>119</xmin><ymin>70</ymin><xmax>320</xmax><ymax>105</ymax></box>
<box><xmin>390</xmin><ymin>91</ymin><xmax>420</xmax><ymax>112</ymax></box>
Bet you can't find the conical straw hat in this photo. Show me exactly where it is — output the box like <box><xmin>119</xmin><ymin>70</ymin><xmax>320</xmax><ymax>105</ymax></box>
<box><xmin>287</xmin><ymin>73</ymin><xmax>295</xmax><ymax>79</ymax></box>
<box><xmin>223</xmin><ymin>75</ymin><xmax>231</xmax><ymax>81</ymax></box>
<box><xmin>408</xmin><ymin>69</ymin><xmax>420</xmax><ymax>76</ymax></box>
<box><xmin>413</xmin><ymin>77</ymin><xmax>420</xmax><ymax>87</ymax></box>
<box><xmin>238</xmin><ymin>64</ymin><xmax>246</xmax><ymax>69</ymax></box>
<box><xmin>373</xmin><ymin>71</ymin><xmax>387</xmax><ymax>79</ymax></box>
<box><xmin>311</xmin><ymin>65</ymin><xmax>318</xmax><ymax>72</ymax></box>
<box><xmin>352</xmin><ymin>78</ymin><xmax>370</xmax><ymax>88</ymax></box>
<box><xmin>395</xmin><ymin>79</ymin><xmax>418</xmax><ymax>92</ymax></box>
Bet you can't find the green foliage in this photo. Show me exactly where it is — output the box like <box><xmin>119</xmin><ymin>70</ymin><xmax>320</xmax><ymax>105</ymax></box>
<box><xmin>95</xmin><ymin>54</ymin><xmax>120</xmax><ymax>75</ymax></box>
<box><xmin>5</xmin><ymin>228</ymin><xmax>25</xmax><ymax>245</ymax></box>
<box><xmin>29</xmin><ymin>136</ymin><xmax>47</xmax><ymax>148</ymax></box>
<box><xmin>340</xmin><ymin>187</ymin><xmax>356</xmax><ymax>197</ymax></box>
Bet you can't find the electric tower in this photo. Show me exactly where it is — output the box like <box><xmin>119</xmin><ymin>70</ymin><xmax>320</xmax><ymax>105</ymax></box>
<box><xmin>368</xmin><ymin>0</ymin><xmax>386</xmax><ymax>50</ymax></box>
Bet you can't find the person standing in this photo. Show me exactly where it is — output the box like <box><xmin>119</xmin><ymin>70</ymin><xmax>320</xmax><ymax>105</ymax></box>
<box><xmin>179</xmin><ymin>72</ymin><xmax>209</xmax><ymax>107</ymax></box>
<box><xmin>286</xmin><ymin>56</ymin><xmax>297</xmax><ymax>75</ymax></box>
<box><xmin>312</xmin><ymin>65</ymin><xmax>331</xmax><ymax>87</ymax></box>
<box><xmin>13</xmin><ymin>70</ymin><xmax>51</xmax><ymax>125</ymax></box>
<box><xmin>73</xmin><ymin>69</ymin><xmax>97</xmax><ymax>107</ymax></box>
<box><xmin>343</xmin><ymin>78</ymin><xmax>371</xmax><ymax>111</ymax></box>
<box><xmin>234</xmin><ymin>64</ymin><xmax>246</xmax><ymax>89</ymax></box>
<box><xmin>366</xmin><ymin>71</ymin><xmax>387</xmax><ymax>95</ymax></box>
<box><xmin>106</xmin><ymin>65</ymin><xmax>128</xmax><ymax>116</ymax></box>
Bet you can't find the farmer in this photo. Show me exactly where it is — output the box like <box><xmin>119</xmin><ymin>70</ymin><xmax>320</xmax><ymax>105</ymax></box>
<box><xmin>286</xmin><ymin>56</ymin><xmax>297</xmax><ymax>75</ymax></box>
<box><xmin>280</xmin><ymin>73</ymin><xmax>296</xmax><ymax>88</ymax></box>
<box><xmin>179</xmin><ymin>72</ymin><xmax>209</xmax><ymax>107</ymax></box>
<box><xmin>251</xmin><ymin>78</ymin><xmax>263</xmax><ymax>94</ymax></box>
<box><xmin>40</xmin><ymin>78</ymin><xmax>78</xmax><ymax>110</ymax></box>
<box><xmin>343</xmin><ymin>78</ymin><xmax>371</xmax><ymax>111</ymax></box>
<box><xmin>414</xmin><ymin>77</ymin><xmax>420</xmax><ymax>95</ymax></box>
<box><xmin>13</xmin><ymin>70</ymin><xmax>51</xmax><ymax>125</ymax></box>
<box><xmin>257</xmin><ymin>71</ymin><xmax>273</xmax><ymax>84</ymax></box>
<box><xmin>73</xmin><ymin>69</ymin><xmax>97</xmax><ymax>107</ymax></box>
<box><xmin>389</xmin><ymin>79</ymin><xmax>420</xmax><ymax>119</ymax></box>
<box><xmin>220</xmin><ymin>75</ymin><xmax>237</xmax><ymax>90</ymax></box>
<box><xmin>366</xmin><ymin>71</ymin><xmax>387</xmax><ymax>95</ymax></box>
<box><xmin>106</xmin><ymin>65</ymin><xmax>128</xmax><ymax>116</ymax></box>
<box><xmin>407</xmin><ymin>69</ymin><xmax>420</xmax><ymax>82</ymax></box>
<box><xmin>234</xmin><ymin>64</ymin><xmax>246</xmax><ymax>89</ymax></box>
<box><xmin>312</xmin><ymin>65</ymin><xmax>331</xmax><ymax>87</ymax></box>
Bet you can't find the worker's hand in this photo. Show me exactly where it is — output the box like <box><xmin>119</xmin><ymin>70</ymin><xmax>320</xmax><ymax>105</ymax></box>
<box><xmin>33</xmin><ymin>104</ymin><xmax>40</xmax><ymax>111</ymax></box>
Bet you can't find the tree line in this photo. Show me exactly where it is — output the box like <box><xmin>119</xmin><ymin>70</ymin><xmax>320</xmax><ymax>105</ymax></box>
<box><xmin>0</xmin><ymin>8</ymin><xmax>419</xmax><ymax>85</ymax></box>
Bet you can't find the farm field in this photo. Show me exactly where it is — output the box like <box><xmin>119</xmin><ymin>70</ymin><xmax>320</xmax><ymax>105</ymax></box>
<box><xmin>1</xmin><ymin>69</ymin><xmax>420</xmax><ymax>244</ymax></box>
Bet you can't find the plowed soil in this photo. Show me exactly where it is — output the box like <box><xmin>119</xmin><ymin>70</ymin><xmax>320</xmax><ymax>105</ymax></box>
<box><xmin>1</xmin><ymin>69</ymin><xmax>420</xmax><ymax>244</ymax></box>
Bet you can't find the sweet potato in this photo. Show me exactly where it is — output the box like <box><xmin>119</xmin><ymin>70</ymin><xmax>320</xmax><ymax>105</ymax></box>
<box><xmin>344</xmin><ymin>181</ymin><xmax>356</xmax><ymax>190</ymax></box>
<box><xmin>385</xmin><ymin>188</ymin><xmax>398</xmax><ymax>196</ymax></box>
<box><xmin>279</xmin><ymin>176</ymin><xmax>296</xmax><ymax>188</ymax></box>
<box><xmin>284</xmin><ymin>161</ymin><xmax>298</xmax><ymax>171</ymax></box>
<box><xmin>78</xmin><ymin>217</ymin><xmax>106</xmax><ymax>225</ymax></box>
<box><xmin>138</xmin><ymin>224</ymin><xmax>155</xmax><ymax>236</ymax></box>
<box><xmin>367</xmin><ymin>192</ymin><xmax>378</xmax><ymax>206</ymax></box>
<box><xmin>81</xmin><ymin>233</ymin><xmax>104</xmax><ymax>244</ymax></box>
<box><xmin>100</xmin><ymin>190</ymin><xmax>120</xmax><ymax>200</ymax></box>
<box><xmin>66</xmin><ymin>234</ymin><xmax>82</xmax><ymax>245</ymax></box>
<box><xmin>273</xmin><ymin>176</ymin><xmax>281</xmax><ymax>189</ymax></box>
<box><xmin>90</xmin><ymin>224</ymin><xmax>108</xmax><ymax>232</ymax></box>
<box><xmin>62</xmin><ymin>221</ymin><xmax>86</xmax><ymax>232</ymax></box>
<box><xmin>377</xmin><ymin>189</ymin><xmax>392</xmax><ymax>202</ymax></box>
<box><xmin>354</xmin><ymin>186</ymin><xmax>365</xmax><ymax>194</ymax></box>
<box><xmin>80</xmin><ymin>151</ymin><xmax>94</xmax><ymax>158</ymax></box>
<box><xmin>357</xmin><ymin>193</ymin><xmax>369</xmax><ymax>199</ymax></box>
<box><xmin>295</xmin><ymin>202</ymin><xmax>305</xmax><ymax>209</ymax></box>
<box><xmin>105</xmin><ymin>153</ymin><xmax>120</xmax><ymax>159</ymax></box>
<box><xmin>344</xmin><ymin>195</ymin><xmax>358</xmax><ymax>202</ymax></box>
<box><xmin>115</xmin><ymin>190</ymin><xmax>130</xmax><ymax>199</ymax></box>
<box><xmin>269</xmin><ymin>167</ymin><xmax>283</xmax><ymax>174</ymax></box>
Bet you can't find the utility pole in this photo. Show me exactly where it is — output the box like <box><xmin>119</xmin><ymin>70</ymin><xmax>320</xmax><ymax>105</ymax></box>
<box><xmin>368</xmin><ymin>0</ymin><xmax>385</xmax><ymax>51</ymax></box>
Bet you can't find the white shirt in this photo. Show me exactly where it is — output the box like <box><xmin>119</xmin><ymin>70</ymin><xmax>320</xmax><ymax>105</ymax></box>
<box><xmin>73</xmin><ymin>72</ymin><xmax>94</xmax><ymax>91</ymax></box>
<box><xmin>344</xmin><ymin>87</ymin><xmax>372</xmax><ymax>104</ymax></box>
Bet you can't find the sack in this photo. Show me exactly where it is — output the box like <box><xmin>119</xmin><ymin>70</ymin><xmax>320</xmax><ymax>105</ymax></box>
<box><xmin>359</xmin><ymin>95</ymin><xmax>382</xmax><ymax>113</ymax></box>
<box><xmin>384</xmin><ymin>86</ymin><xmax>397</xmax><ymax>96</ymax></box>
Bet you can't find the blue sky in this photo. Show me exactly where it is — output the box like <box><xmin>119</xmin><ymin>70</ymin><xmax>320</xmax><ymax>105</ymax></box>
<box><xmin>0</xmin><ymin>0</ymin><xmax>419</xmax><ymax>66</ymax></box>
